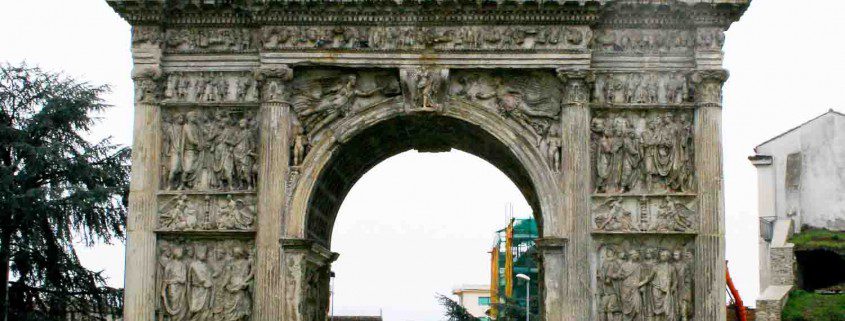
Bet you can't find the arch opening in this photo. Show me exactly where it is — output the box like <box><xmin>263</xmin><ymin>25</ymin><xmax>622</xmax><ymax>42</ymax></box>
<box><xmin>304</xmin><ymin>114</ymin><xmax>544</xmax><ymax>247</ymax></box>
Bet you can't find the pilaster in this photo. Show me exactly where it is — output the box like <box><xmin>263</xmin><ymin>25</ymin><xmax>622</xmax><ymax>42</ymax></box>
<box><xmin>123</xmin><ymin>28</ymin><xmax>163</xmax><ymax>321</ymax></box>
<box><xmin>254</xmin><ymin>65</ymin><xmax>294</xmax><ymax>321</ymax></box>
<box><xmin>557</xmin><ymin>69</ymin><xmax>592</xmax><ymax>321</ymax></box>
<box><xmin>692</xmin><ymin>69</ymin><xmax>729</xmax><ymax>321</ymax></box>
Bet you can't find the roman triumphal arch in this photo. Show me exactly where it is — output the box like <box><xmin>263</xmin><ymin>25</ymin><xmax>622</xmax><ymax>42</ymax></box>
<box><xmin>109</xmin><ymin>1</ymin><xmax>749</xmax><ymax>320</ymax></box>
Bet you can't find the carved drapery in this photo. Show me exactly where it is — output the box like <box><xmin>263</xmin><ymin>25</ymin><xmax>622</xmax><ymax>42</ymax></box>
<box><xmin>110</xmin><ymin>2</ymin><xmax>748</xmax><ymax>321</ymax></box>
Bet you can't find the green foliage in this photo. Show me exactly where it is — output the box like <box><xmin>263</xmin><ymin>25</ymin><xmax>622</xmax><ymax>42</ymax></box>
<box><xmin>0</xmin><ymin>63</ymin><xmax>130</xmax><ymax>320</ymax></box>
<box><xmin>494</xmin><ymin>296</ymin><xmax>539</xmax><ymax>321</ymax></box>
<box><xmin>781</xmin><ymin>290</ymin><xmax>845</xmax><ymax>321</ymax></box>
<box><xmin>436</xmin><ymin>294</ymin><xmax>480</xmax><ymax>321</ymax></box>
<box><xmin>789</xmin><ymin>228</ymin><xmax>845</xmax><ymax>253</ymax></box>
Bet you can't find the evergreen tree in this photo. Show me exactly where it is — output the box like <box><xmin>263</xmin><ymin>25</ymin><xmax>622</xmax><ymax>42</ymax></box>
<box><xmin>0</xmin><ymin>63</ymin><xmax>130</xmax><ymax>320</ymax></box>
<box><xmin>437</xmin><ymin>293</ymin><xmax>481</xmax><ymax>321</ymax></box>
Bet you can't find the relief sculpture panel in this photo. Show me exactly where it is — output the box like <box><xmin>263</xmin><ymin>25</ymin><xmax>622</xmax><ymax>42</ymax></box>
<box><xmin>591</xmin><ymin>110</ymin><xmax>694</xmax><ymax>194</ymax></box>
<box><xmin>157</xmin><ymin>238</ymin><xmax>254</xmax><ymax>321</ymax></box>
<box><xmin>449</xmin><ymin>70</ymin><xmax>562</xmax><ymax>169</ymax></box>
<box><xmin>591</xmin><ymin>72</ymin><xmax>693</xmax><ymax>106</ymax></box>
<box><xmin>595</xmin><ymin>237</ymin><xmax>694</xmax><ymax>321</ymax></box>
<box><xmin>158</xmin><ymin>194</ymin><xmax>256</xmax><ymax>231</ymax></box>
<box><xmin>592</xmin><ymin>196</ymin><xmax>696</xmax><ymax>234</ymax></box>
<box><xmin>161</xmin><ymin>107</ymin><xmax>259</xmax><ymax>192</ymax></box>
<box><xmin>289</xmin><ymin>69</ymin><xmax>402</xmax><ymax>143</ymax></box>
<box><xmin>163</xmin><ymin>72</ymin><xmax>260</xmax><ymax>104</ymax></box>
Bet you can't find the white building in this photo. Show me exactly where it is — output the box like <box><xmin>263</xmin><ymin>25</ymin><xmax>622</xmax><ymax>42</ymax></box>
<box><xmin>452</xmin><ymin>284</ymin><xmax>491</xmax><ymax>320</ymax></box>
<box><xmin>749</xmin><ymin>109</ymin><xmax>845</xmax><ymax>320</ymax></box>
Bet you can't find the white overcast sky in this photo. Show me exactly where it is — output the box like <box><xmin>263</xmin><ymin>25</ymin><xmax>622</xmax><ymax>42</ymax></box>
<box><xmin>2</xmin><ymin>1</ymin><xmax>845</xmax><ymax>320</ymax></box>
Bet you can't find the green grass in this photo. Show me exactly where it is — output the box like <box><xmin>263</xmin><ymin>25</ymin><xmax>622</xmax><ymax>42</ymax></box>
<box><xmin>789</xmin><ymin>228</ymin><xmax>845</xmax><ymax>253</ymax></box>
<box><xmin>781</xmin><ymin>290</ymin><xmax>845</xmax><ymax>321</ymax></box>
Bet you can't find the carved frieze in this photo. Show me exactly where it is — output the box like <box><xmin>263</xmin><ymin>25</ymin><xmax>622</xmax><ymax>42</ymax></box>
<box><xmin>157</xmin><ymin>194</ymin><xmax>256</xmax><ymax>231</ymax></box>
<box><xmin>261</xmin><ymin>25</ymin><xmax>590</xmax><ymax>51</ymax></box>
<box><xmin>161</xmin><ymin>107</ymin><xmax>259</xmax><ymax>192</ymax></box>
<box><xmin>290</xmin><ymin>69</ymin><xmax>401</xmax><ymax>141</ymax></box>
<box><xmin>157</xmin><ymin>238</ymin><xmax>254</xmax><ymax>321</ymax></box>
<box><xmin>591</xmin><ymin>29</ymin><xmax>694</xmax><ymax>55</ymax></box>
<box><xmin>595</xmin><ymin>237</ymin><xmax>694</xmax><ymax>321</ymax></box>
<box><xmin>591</xmin><ymin>110</ymin><xmax>694</xmax><ymax>194</ymax></box>
<box><xmin>163</xmin><ymin>72</ymin><xmax>260</xmax><ymax>104</ymax></box>
<box><xmin>164</xmin><ymin>28</ymin><xmax>256</xmax><ymax>53</ymax></box>
<box><xmin>591</xmin><ymin>72</ymin><xmax>693</xmax><ymax>106</ymax></box>
<box><xmin>592</xmin><ymin>196</ymin><xmax>696</xmax><ymax>234</ymax></box>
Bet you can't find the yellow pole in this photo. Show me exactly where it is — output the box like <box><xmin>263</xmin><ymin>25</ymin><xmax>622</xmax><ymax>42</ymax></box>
<box><xmin>504</xmin><ymin>219</ymin><xmax>514</xmax><ymax>298</ymax></box>
<box><xmin>490</xmin><ymin>246</ymin><xmax>499</xmax><ymax>318</ymax></box>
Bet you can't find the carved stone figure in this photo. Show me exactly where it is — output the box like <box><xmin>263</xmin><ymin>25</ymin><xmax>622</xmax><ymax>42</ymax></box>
<box><xmin>598</xmin><ymin>247</ymin><xmax>623</xmax><ymax>321</ymax></box>
<box><xmin>592</xmin><ymin>111</ymin><xmax>694</xmax><ymax>194</ymax></box>
<box><xmin>162</xmin><ymin>107</ymin><xmax>258</xmax><ymax>191</ymax></box>
<box><xmin>290</xmin><ymin>115</ymin><xmax>308</xmax><ymax>167</ymax></box>
<box><xmin>224</xmin><ymin>247</ymin><xmax>253</xmax><ymax>321</ymax></box>
<box><xmin>189</xmin><ymin>245</ymin><xmax>213</xmax><ymax>321</ymax></box>
<box><xmin>162</xmin><ymin>246</ymin><xmax>188</xmax><ymax>321</ymax></box>
<box><xmin>401</xmin><ymin>67</ymin><xmax>448</xmax><ymax>111</ymax></box>
<box><xmin>620</xmin><ymin>250</ymin><xmax>644</xmax><ymax>321</ymax></box>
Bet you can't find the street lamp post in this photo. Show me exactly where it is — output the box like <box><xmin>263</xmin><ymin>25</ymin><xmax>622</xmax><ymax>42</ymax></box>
<box><xmin>516</xmin><ymin>274</ymin><xmax>530</xmax><ymax>321</ymax></box>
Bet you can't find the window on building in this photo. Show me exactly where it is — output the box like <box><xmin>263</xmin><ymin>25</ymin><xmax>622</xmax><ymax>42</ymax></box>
<box><xmin>478</xmin><ymin>296</ymin><xmax>491</xmax><ymax>306</ymax></box>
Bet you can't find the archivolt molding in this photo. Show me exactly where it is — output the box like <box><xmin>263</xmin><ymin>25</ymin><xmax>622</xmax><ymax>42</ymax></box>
<box><xmin>283</xmin><ymin>92</ymin><xmax>564</xmax><ymax>241</ymax></box>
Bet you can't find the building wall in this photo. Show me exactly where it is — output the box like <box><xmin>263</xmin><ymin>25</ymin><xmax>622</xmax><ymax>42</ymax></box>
<box><xmin>755</xmin><ymin>112</ymin><xmax>845</xmax><ymax>231</ymax></box>
<box><xmin>454</xmin><ymin>288</ymin><xmax>491</xmax><ymax>318</ymax></box>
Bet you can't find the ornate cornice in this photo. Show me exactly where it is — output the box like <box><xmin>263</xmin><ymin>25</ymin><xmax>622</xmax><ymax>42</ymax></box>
<box><xmin>106</xmin><ymin>0</ymin><xmax>749</xmax><ymax>27</ymax></box>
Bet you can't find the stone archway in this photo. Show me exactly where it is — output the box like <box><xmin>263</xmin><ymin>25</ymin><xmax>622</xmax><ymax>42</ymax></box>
<box><xmin>109</xmin><ymin>1</ymin><xmax>749</xmax><ymax>321</ymax></box>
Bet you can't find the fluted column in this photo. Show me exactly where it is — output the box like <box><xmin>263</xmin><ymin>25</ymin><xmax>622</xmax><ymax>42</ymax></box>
<box><xmin>692</xmin><ymin>69</ymin><xmax>729</xmax><ymax>321</ymax></box>
<box><xmin>556</xmin><ymin>69</ymin><xmax>591</xmax><ymax>321</ymax></box>
<box><xmin>254</xmin><ymin>65</ymin><xmax>294</xmax><ymax>321</ymax></box>
<box><xmin>123</xmin><ymin>58</ymin><xmax>162</xmax><ymax>321</ymax></box>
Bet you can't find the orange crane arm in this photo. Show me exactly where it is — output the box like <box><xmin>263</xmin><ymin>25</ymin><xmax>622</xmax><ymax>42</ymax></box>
<box><xmin>726</xmin><ymin>262</ymin><xmax>747</xmax><ymax>321</ymax></box>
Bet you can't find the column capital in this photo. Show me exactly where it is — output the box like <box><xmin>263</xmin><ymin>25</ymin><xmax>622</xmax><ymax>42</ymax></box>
<box><xmin>131</xmin><ymin>66</ymin><xmax>162</xmax><ymax>104</ymax></box>
<box><xmin>255</xmin><ymin>64</ymin><xmax>294</xmax><ymax>104</ymax></box>
<box><xmin>281</xmin><ymin>238</ymin><xmax>339</xmax><ymax>265</ymax></box>
<box><xmin>536</xmin><ymin>237</ymin><xmax>568</xmax><ymax>253</ymax></box>
<box><xmin>556</xmin><ymin>69</ymin><xmax>590</xmax><ymax>106</ymax></box>
<box><xmin>555</xmin><ymin>68</ymin><xmax>590</xmax><ymax>83</ymax></box>
<box><xmin>692</xmin><ymin>69</ymin><xmax>729</xmax><ymax>107</ymax></box>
